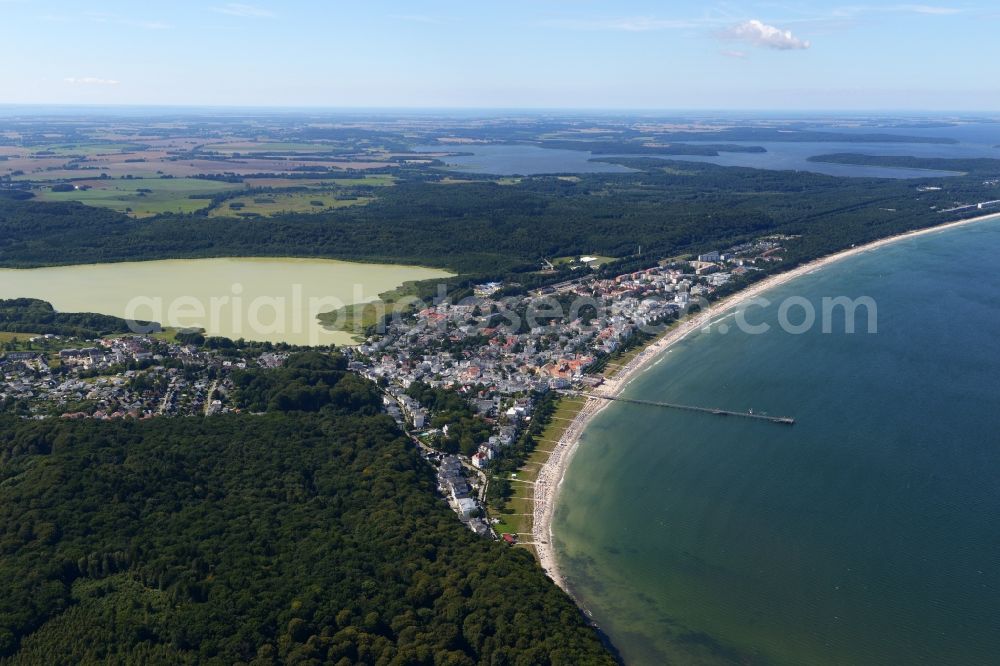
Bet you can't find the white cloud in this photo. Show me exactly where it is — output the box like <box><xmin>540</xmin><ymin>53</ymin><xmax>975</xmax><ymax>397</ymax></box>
<box><xmin>542</xmin><ymin>5</ymin><xmax>960</xmax><ymax>41</ymax></box>
<box><xmin>724</xmin><ymin>20</ymin><xmax>810</xmax><ymax>50</ymax></box>
<box><xmin>720</xmin><ymin>49</ymin><xmax>748</xmax><ymax>59</ymax></box>
<box><xmin>212</xmin><ymin>3</ymin><xmax>274</xmax><ymax>18</ymax></box>
<box><xmin>65</xmin><ymin>77</ymin><xmax>121</xmax><ymax>86</ymax></box>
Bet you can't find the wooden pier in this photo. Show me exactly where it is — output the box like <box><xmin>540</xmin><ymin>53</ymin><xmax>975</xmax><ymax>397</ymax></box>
<box><xmin>576</xmin><ymin>392</ymin><xmax>795</xmax><ymax>425</ymax></box>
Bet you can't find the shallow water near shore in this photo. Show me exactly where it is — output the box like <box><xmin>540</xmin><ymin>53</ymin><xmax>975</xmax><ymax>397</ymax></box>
<box><xmin>554</xmin><ymin>217</ymin><xmax>1000</xmax><ymax>664</ymax></box>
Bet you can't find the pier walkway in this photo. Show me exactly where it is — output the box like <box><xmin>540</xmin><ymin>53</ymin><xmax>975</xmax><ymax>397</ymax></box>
<box><xmin>565</xmin><ymin>391</ymin><xmax>795</xmax><ymax>426</ymax></box>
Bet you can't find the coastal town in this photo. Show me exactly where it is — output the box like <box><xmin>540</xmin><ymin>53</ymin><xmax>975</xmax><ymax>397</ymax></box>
<box><xmin>2</xmin><ymin>235</ymin><xmax>789</xmax><ymax>543</ymax></box>
<box><xmin>0</xmin><ymin>333</ymin><xmax>293</xmax><ymax>419</ymax></box>
<box><xmin>345</xmin><ymin>237</ymin><xmax>791</xmax><ymax>532</ymax></box>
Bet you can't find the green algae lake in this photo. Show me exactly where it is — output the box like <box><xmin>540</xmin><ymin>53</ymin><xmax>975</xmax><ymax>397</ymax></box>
<box><xmin>0</xmin><ymin>257</ymin><xmax>452</xmax><ymax>345</ymax></box>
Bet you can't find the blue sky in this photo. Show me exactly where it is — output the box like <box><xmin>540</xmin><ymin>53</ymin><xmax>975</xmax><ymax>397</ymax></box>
<box><xmin>1</xmin><ymin>1</ymin><xmax>996</xmax><ymax>110</ymax></box>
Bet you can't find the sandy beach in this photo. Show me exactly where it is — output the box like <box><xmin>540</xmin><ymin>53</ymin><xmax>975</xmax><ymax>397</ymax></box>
<box><xmin>532</xmin><ymin>210</ymin><xmax>1000</xmax><ymax>591</ymax></box>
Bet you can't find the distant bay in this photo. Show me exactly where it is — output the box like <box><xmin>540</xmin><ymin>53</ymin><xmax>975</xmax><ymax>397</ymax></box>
<box><xmin>417</xmin><ymin>123</ymin><xmax>1000</xmax><ymax>178</ymax></box>
<box><xmin>554</xmin><ymin>217</ymin><xmax>1000</xmax><ymax>664</ymax></box>
<box><xmin>641</xmin><ymin>120</ymin><xmax>1000</xmax><ymax>178</ymax></box>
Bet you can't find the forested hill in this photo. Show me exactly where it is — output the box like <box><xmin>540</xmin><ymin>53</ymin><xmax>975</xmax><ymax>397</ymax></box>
<box><xmin>0</xmin><ymin>298</ymin><xmax>160</xmax><ymax>338</ymax></box>
<box><xmin>807</xmin><ymin>153</ymin><xmax>1000</xmax><ymax>175</ymax></box>
<box><xmin>0</xmin><ymin>354</ymin><xmax>614</xmax><ymax>664</ymax></box>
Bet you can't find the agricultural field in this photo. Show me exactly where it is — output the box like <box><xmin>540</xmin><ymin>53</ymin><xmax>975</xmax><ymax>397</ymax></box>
<box><xmin>203</xmin><ymin>141</ymin><xmax>340</xmax><ymax>153</ymax></box>
<box><xmin>2</xmin><ymin>133</ymin><xmax>398</xmax><ymax>185</ymax></box>
<box><xmin>209</xmin><ymin>189</ymin><xmax>372</xmax><ymax>218</ymax></box>
<box><xmin>242</xmin><ymin>175</ymin><xmax>396</xmax><ymax>188</ymax></box>
<box><xmin>37</xmin><ymin>177</ymin><xmax>243</xmax><ymax>217</ymax></box>
<box><xmin>8</xmin><ymin>156</ymin><xmax>391</xmax><ymax>182</ymax></box>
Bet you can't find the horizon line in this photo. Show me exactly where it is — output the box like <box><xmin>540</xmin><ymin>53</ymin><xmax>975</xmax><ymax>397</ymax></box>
<box><xmin>1</xmin><ymin>103</ymin><xmax>999</xmax><ymax>116</ymax></box>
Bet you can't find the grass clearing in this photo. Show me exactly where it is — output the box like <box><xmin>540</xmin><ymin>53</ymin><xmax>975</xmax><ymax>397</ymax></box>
<box><xmin>316</xmin><ymin>280</ymin><xmax>431</xmax><ymax>341</ymax></box>
<box><xmin>328</xmin><ymin>176</ymin><xmax>396</xmax><ymax>187</ymax></box>
<box><xmin>0</xmin><ymin>332</ymin><xmax>93</xmax><ymax>357</ymax></box>
<box><xmin>489</xmin><ymin>397</ymin><xmax>587</xmax><ymax>548</ymax></box>
<box><xmin>552</xmin><ymin>254</ymin><xmax>617</xmax><ymax>268</ymax></box>
<box><xmin>437</xmin><ymin>177</ymin><xmax>482</xmax><ymax>185</ymax></box>
<box><xmin>0</xmin><ymin>331</ymin><xmax>44</xmax><ymax>345</ymax></box>
<box><xmin>37</xmin><ymin>177</ymin><xmax>243</xmax><ymax>217</ymax></box>
<box><xmin>209</xmin><ymin>190</ymin><xmax>372</xmax><ymax>218</ymax></box>
<box><xmin>242</xmin><ymin>178</ymin><xmax>333</xmax><ymax>188</ymax></box>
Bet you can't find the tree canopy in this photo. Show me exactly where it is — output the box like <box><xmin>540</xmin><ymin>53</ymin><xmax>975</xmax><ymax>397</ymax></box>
<box><xmin>0</xmin><ymin>358</ymin><xmax>613</xmax><ymax>665</ymax></box>
<box><xmin>0</xmin><ymin>298</ymin><xmax>159</xmax><ymax>338</ymax></box>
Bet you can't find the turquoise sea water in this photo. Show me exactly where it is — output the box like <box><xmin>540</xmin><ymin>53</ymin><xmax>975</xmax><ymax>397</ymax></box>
<box><xmin>554</xmin><ymin>218</ymin><xmax>1000</xmax><ymax>665</ymax></box>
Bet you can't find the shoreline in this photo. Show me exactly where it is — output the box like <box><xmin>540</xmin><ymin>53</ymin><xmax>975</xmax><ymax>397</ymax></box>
<box><xmin>532</xmin><ymin>210</ymin><xmax>1000</xmax><ymax>592</ymax></box>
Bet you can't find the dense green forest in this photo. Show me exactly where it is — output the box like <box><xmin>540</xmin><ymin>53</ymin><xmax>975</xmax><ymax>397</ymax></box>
<box><xmin>0</xmin><ymin>298</ymin><xmax>159</xmax><ymax>338</ymax></box>
<box><xmin>0</xmin><ymin>353</ymin><xmax>614</xmax><ymax>664</ymax></box>
<box><xmin>231</xmin><ymin>351</ymin><xmax>383</xmax><ymax>415</ymax></box>
<box><xmin>808</xmin><ymin>153</ymin><xmax>1000</xmax><ymax>175</ymax></box>
<box><xmin>2</xmin><ymin>161</ymin><xmax>992</xmax><ymax>282</ymax></box>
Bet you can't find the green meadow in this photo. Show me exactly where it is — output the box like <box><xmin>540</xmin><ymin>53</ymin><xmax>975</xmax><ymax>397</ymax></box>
<box><xmin>38</xmin><ymin>178</ymin><xmax>243</xmax><ymax>217</ymax></box>
<box><xmin>209</xmin><ymin>190</ymin><xmax>372</xmax><ymax>218</ymax></box>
